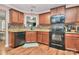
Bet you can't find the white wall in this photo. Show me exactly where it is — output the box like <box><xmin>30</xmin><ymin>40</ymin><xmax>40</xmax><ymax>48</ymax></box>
<box><xmin>5</xmin><ymin>9</ymin><xmax>9</xmax><ymax>47</ymax></box>
<box><xmin>0</xmin><ymin>5</ymin><xmax>9</xmax><ymax>47</ymax></box>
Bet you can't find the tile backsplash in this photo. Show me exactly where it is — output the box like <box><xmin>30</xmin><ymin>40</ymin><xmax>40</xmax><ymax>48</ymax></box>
<box><xmin>65</xmin><ymin>24</ymin><xmax>77</xmax><ymax>32</ymax></box>
<box><xmin>8</xmin><ymin>23</ymin><xmax>25</xmax><ymax>29</ymax></box>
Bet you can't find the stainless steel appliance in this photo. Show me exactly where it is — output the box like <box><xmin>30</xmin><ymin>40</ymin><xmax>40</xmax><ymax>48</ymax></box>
<box><xmin>51</xmin><ymin>15</ymin><xmax>65</xmax><ymax>24</ymax></box>
<box><xmin>50</xmin><ymin>15</ymin><xmax>65</xmax><ymax>50</ymax></box>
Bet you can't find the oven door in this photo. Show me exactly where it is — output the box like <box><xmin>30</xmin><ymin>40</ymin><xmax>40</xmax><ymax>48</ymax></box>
<box><xmin>50</xmin><ymin>33</ymin><xmax>65</xmax><ymax>50</ymax></box>
<box><xmin>51</xmin><ymin>24</ymin><xmax>65</xmax><ymax>34</ymax></box>
<box><xmin>51</xmin><ymin>15</ymin><xmax>65</xmax><ymax>24</ymax></box>
<box><xmin>51</xmin><ymin>33</ymin><xmax>64</xmax><ymax>44</ymax></box>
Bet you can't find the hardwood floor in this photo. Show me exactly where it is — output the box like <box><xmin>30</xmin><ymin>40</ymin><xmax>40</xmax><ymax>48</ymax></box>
<box><xmin>0</xmin><ymin>40</ymin><xmax>6</xmax><ymax>55</ymax></box>
<box><xmin>6</xmin><ymin>44</ymin><xmax>79</xmax><ymax>55</ymax></box>
<box><xmin>0</xmin><ymin>42</ymin><xmax>79</xmax><ymax>55</ymax></box>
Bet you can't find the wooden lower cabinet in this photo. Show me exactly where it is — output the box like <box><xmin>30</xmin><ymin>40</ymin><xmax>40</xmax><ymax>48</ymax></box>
<box><xmin>37</xmin><ymin>32</ymin><xmax>43</xmax><ymax>43</ymax></box>
<box><xmin>65</xmin><ymin>35</ymin><xmax>79</xmax><ymax>52</ymax></box>
<box><xmin>65</xmin><ymin>37</ymin><xmax>76</xmax><ymax>51</ymax></box>
<box><xmin>26</xmin><ymin>31</ymin><xmax>49</xmax><ymax>44</ymax></box>
<box><xmin>42</xmin><ymin>32</ymin><xmax>49</xmax><ymax>45</ymax></box>
<box><xmin>25</xmin><ymin>32</ymin><xmax>31</xmax><ymax>42</ymax></box>
<box><xmin>9</xmin><ymin>32</ymin><xmax>14</xmax><ymax>48</ymax></box>
<box><xmin>37</xmin><ymin>31</ymin><xmax>49</xmax><ymax>45</ymax></box>
<box><xmin>75</xmin><ymin>38</ymin><xmax>79</xmax><ymax>52</ymax></box>
<box><xmin>25</xmin><ymin>31</ymin><xmax>37</xmax><ymax>42</ymax></box>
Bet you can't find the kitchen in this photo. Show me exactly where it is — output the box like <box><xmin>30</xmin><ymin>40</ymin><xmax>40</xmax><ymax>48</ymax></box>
<box><xmin>0</xmin><ymin>4</ymin><xmax>79</xmax><ymax>55</ymax></box>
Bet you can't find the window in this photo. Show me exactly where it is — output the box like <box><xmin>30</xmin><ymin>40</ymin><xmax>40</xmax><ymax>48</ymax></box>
<box><xmin>25</xmin><ymin>15</ymin><xmax>37</xmax><ymax>29</ymax></box>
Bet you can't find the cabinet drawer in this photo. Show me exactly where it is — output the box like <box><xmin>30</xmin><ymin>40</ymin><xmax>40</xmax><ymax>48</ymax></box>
<box><xmin>42</xmin><ymin>32</ymin><xmax>49</xmax><ymax>35</ymax></box>
<box><xmin>37</xmin><ymin>32</ymin><xmax>42</xmax><ymax>35</ymax></box>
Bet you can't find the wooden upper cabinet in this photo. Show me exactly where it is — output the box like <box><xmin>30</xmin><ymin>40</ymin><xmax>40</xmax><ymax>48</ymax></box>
<box><xmin>56</xmin><ymin>6</ymin><xmax>65</xmax><ymax>15</ymax></box>
<box><xmin>10</xmin><ymin>9</ymin><xmax>19</xmax><ymax>23</ymax></box>
<box><xmin>65</xmin><ymin>7</ymin><xmax>77</xmax><ymax>24</ymax></box>
<box><xmin>51</xmin><ymin>6</ymin><xmax>65</xmax><ymax>16</ymax></box>
<box><xmin>10</xmin><ymin>9</ymin><xmax>24</xmax><ymax>24</ymax></box>
<box><xmin>76</xmin><ymin>7</ymin><xmax>79</xmax><ymax>23</ymax></box>
<box><xmin>39</xmin><ymin>12</ymin><xmax>50</xmax><ymax>25</ymax></box>
<box><xmin>18</xmin><ymin>12</ymin><xmax>24</xmax><ymax>23</ymax></box>
<box><xmin>51</xmin><ymin>8</ymin><xmax>57</xmax><ymax>16</ymax></box>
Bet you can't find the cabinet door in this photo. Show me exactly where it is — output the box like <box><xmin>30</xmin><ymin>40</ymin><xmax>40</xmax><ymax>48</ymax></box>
<box><xmin>44</xmin><ymin>13</ymin><xmax>50</xmax><ymax>25</ymax></box>
<box><xmin>42</xmin><ymin>32</ymin><xmax>49</xmax><ymax>45</ymax></box>
<box><xmin>25</xmin><ymin>32</ymin><xmax>31</xmax><ymax>42</ymax></box>
<box><xmin>18</xmin><ymin>12</ymin><xmax>24</xmax><ymax>23</ymax></box>
<box><xmin>57</xmin><ymin>6</ymin><xmax>65</xmax><ymax>15</ymax></box>
<box><xmin>76</xmin><ymin>7</ymin><xmax>79</xmax><ymax>22</ymax></box>
<box><xmin>75</xmin><ymin>38</ymin><xmax>79</xmax><ymax>51</ymax></box>
<box><xmin>30</xmin><ymin>32</ymin><xmax>37</xmax><ymax>42</ymax></box>
<box><xmin>9</xmin><ymin>32</ymin><xmax>14</xmax><ymax>48</ymax></box>
<box><xmin>65</xmin><ymin>7</ymin><xmax>77</xmax><ymax>24</ymax></box>
<box><xmin>51</xmin><ymin>8</ymin><xmax>57</xmax><ymax>16</ymax></box>
<box><xmin>65</xmin><ymin>37</ymin><xmax>76</xmax><ymax>51</ymax></box>
<box><xmin>39</xmin><ymin>12</ymin><xmax>50</xmax><ymax>25</ymax></box>
<box><xmin>37</xmin><ymin>32</ymin><xmax>43</xmax><ymax>43</ymax></box>
<box><xmin>10</xmin><ymin>9</ymin><xmax>18</xmax><ymax>23</ymax></box>
<box><xmin>39</xmin><ymin>14</ymin><xmax>44</xmax><ymax>25</ymax></box>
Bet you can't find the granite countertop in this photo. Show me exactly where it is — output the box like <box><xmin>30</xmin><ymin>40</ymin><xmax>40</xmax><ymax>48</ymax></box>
<box><xmin>26</xmin><ymin>28</ymin><xmax>50</xmax><ymax>32</ymax></box>
<box><xmin>65</xmin><ymin>33</ymin><xmax>79</xmax><ymax>38</ymax></box>
<box><xmin>65</xmin><ymin>32</ymin><xmax>79</xmax><ymax>34</ymax></box>
<box><xmin>8</xmin><ymin>25</ymin><xmax>51</xmax><ymax>32</ymax></box>
<box><xmin>8</xmin><ymin>29</ymin><xmax>26</xmax><ymax>32</ymax></box>
<box><xmin>8</xmin><ymin>28</ymin><xmax>51</xmax><ymax>32</ymax></box>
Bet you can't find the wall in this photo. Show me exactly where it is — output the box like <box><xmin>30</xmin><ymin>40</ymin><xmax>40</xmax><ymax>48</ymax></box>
<box><xmin>0</xmin><ymin>5</ymin><xmax>9</xmax><ymax>47</ymax></box>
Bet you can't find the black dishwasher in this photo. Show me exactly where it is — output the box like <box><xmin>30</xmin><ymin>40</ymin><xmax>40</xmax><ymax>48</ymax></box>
<box><xmin>14</xmin><ymin>32</ymin><xmax>25</xmax><ymax>48</ymax></box>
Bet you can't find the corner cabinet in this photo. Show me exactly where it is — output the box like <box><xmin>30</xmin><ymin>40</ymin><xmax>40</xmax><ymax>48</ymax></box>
<box><xmin>25</xmin><ymin>31</ymin><xmax>37</xmax><ymax>42</ymax></box>
<box><xmin>18</xmin><ymin>12</ymin><xmax>24</xmax><ymax>24</ymax></box>
<box><xmin>9</xmin><ymin>9</ymin><xmax>24</xmax><ymax>24</ymax></box>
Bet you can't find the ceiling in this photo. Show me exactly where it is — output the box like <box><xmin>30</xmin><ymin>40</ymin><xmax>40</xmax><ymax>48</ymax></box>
<box><xmin>5</xmin><ymin>4</ymin><xmax>64</xmax><ymax>14</ymax></box>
